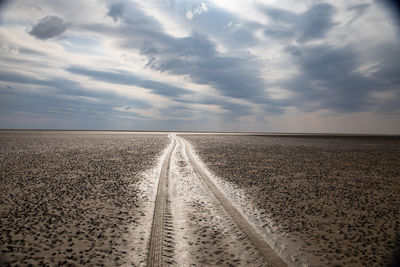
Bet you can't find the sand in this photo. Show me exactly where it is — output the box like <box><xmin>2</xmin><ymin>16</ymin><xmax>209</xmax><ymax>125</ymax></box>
<box><xmin>170</xmin><ymin>135</ymin><xmax>269</xmax><ymax>266</ymax></box>
<box><xmin>183</xmin><ymin>134</ymin><xmax>400</xmax><ymax>266</ymax></box>
<box><xmin>2</xmin><ymin>131</ymin><xmax>399</xmax><ymax>266</ymax></box>
<box><xmin>0</xmin><ymin>131</ymin><xmax>169</xmax><ymax>266</ymax></box>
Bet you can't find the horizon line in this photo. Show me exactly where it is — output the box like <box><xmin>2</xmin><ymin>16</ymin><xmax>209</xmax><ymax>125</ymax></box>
<box><xmin>1</xmin><ymin>129</ymin><xmax>400</xmax><ymax>137</ymax></box>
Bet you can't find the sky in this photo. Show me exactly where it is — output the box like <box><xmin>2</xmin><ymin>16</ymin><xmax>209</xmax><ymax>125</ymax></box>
<box><xmin>0</xmin><ymin>0</ymin><xmax>399</xmax><ymax>133</ymax></box>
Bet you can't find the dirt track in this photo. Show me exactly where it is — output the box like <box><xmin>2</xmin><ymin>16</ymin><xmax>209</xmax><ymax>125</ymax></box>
<box><xmin>147</xmin><ymin>134</ymin><xmax>286</xmax><ymax>266</ymax></box>
<box><xmin>147</xmin><ymin>135</ymin><xmax>176</xmax><ymax>267</ymax></box>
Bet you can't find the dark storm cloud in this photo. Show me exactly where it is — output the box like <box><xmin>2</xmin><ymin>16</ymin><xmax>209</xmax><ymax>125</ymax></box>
<box><xmin>260</xmin><ymin>2</ymin><xmax>400</xmax><ymax>115</ymax></box>
<box><xmin>263</xmin><ymin>3</ymin><xmax>337</xmax><ymax>43</ymax></box>
<box><xmin>79</xmin><ymin>1</ymin><xmax>277</xmax><ymax>106</ymax></box>
<box><xmin>106</xmin><ymin>0</ymin><xmax>162</xmax><ymax>30</ymax></box>
<box><xmin>18</xmin><ymin>47</ymin><xmax>46</xmax><ymax>56</ymax></box>
<box><xmin>67</xmin><ymin>66</ymin><xmax>193</xmax><ymax>97</ymax></box>
<box><xmin>264</xmin><ymin>25</ymin><xmax>294</xmax><ymax>39</ymax></box>
<box><xmin>347</xmin><ymin>3</ymin><xmax>371</xmax><ymax>25</ymax></box>
<box><xmin>139</xmin><ymin>32</ymin><xmax>216</xmax><ymax>59</ymax></box>
<box><xmin>0</xmin><ymin>70</ymin><xmax>89</xmax><ymax>94</ymax></box>
<box><xmin>28</xmin><ymin>16</ymin><xmax>69</xmax><ymax>40</ymax></box>
<box><xmin>0</xmin><ymin>70</ymin><xmax>52</xmax><ymax>86</ymax></box>
<box><xmin>0</xmin><ymin>73</ymin><xmax>154</xmax><ymax>130</ymax></box>
<box><xmin>138</xmin><ymin>32</ymin><xmax>271</xmax><ymax>101</ymax></box>
<box><xmin>0</xmin><ymin>87</ymin><xmax>150</xmax><ymax>126</ymax></box>
<box><xmin>0</xmin><ymin>70</ymin><xmax>150</xmax><ymax>109</ymax></box>
<box><xmin>0</xmin><ymin>56</ymin><xmax>52</xmax><ymax>68</ymax></box>
<box><xmin>298</xmin><ymin>3</ymin><xmax>337</xmax><ymax>42</ymax></box>
<box><xmin>107</xmin><ymin>2</ymin><xmax>124</xmax><ymax>22</ymax></box>
<box><xmin>0</xmin><ymin>88</ymin><xmax>101</xmax><ymax>117</ymax></box>
<box><xmin>283</xmin><ymin>44</ymin><xmax>380</xmax><ymax>112</ymax></box>
<box><xmin>0</xmin><ymin>0</ymin><xmax>11</xmax><ymax>22</ymax></box>
<box><xmin>147</xmin><ymin>49</ymin><xmax>264</xmax><ymax>100</ymax></box>
<box><xmin>77</xmin><ymin>0</ymin><xmax>400</xmax><ymax>118</ymax></box>
<box><xmin>0</xmin><ymin>0</ymin><xmax>10</xmax><ymax>12</ymax></box>
<box><xmin>0</xmin><ymin>0</ymin><xmax>8</xmax><ymax>7</ymax></box>
<box><xmin>263</xmin><ymin>6</ymin><xmax>297</xmax><ymax>23</ymax></box>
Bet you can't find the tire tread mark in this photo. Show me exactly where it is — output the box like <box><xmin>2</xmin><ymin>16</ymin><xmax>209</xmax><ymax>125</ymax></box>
<box><xmin>180</xmin><ymin>136</ymin><xmax>287</xmax><ymax>267</ymax></box>
<box><xmin>147</xmin><ymin>136</ymin><xmax>176</xmax><ymax>267</ymax></box>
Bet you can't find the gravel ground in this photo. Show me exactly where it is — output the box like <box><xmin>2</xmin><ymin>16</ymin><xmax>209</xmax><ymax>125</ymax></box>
<box><xmin>183</xmin><ymin>134</ymin><xmax>400</xmax><ymax>266</ymax></box>
<box><xmin>0</xmin><ymin>131</ymin><xmax>168</xmax><ymax>266</ymax></box>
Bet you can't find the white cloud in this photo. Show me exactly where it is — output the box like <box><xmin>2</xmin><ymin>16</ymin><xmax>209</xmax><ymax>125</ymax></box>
<box><xmin>194</xmin><ymin>2</ymin><xmax>208</xmax><ymax>15</ymax></box>
<box><xmin>0</xmin><ymin>0</ymin><xmax>399</xmax><ymax>132</ymax></box>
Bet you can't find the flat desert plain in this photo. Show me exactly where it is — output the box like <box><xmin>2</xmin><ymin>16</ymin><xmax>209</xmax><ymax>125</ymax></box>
<box><xmin>0</xmin><ymin>131</ymin><xmax>168</xmax><ymax>266</ymax></box>
<box><xmin>1</xmin><ymin>131</ymin><xmax>400</xmax><ymax>266</ymax></box>
<box><xmin>184</xmin><ymin>134</ymin><xmax>400</xmax><ymax>266</ymax></box>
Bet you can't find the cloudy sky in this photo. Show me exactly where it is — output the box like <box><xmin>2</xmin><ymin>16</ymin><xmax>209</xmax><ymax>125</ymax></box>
<box><xmin>0</xmin><ymin>0</ymin><xmax>399</xmax><ymax>133</ymax></box>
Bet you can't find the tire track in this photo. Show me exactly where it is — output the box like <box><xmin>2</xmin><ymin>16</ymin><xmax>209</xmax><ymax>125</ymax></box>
<box><xmin>178</xmin><ymin>135</ymin><xmax>287</xmax><ymax>267</ymax></box>
<box><xmin>147</xmin><ymin>135</ymin><xmax>176</xmax><ymax>267</ymax></box>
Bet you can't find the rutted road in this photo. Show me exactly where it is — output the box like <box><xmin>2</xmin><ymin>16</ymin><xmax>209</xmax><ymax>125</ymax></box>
<box><xmin>147</xmin><ymin>135</ymin><xmax>176</xmax><ymax>267</ymax></box>
<box><xmin>147</xmin><ymin>134</ymin><xmax>287</xmax><ymax>266</ymax></box>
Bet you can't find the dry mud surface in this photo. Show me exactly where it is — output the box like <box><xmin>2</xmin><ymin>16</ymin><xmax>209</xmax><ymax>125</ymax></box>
<box><xmin>183</xmin><ymin>134</ymin><xmax>400</xmax><ymax>266</ymax></box>
<box><xmin>0</xmin><ymin>131</ymin><xmax>168</xmax><ymax>266</ymax></box>
<box><xmin>170</xmin><ymin>135</ymin><xmax>278</xmax><ymax>266</ymax></box>
<box><xmin>2</xmin><ymin>131</ymin><xmax>400</xmax><ymax>266</ymax></box>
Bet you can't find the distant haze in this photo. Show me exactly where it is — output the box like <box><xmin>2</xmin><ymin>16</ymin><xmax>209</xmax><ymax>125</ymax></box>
<box><xmin>0</xmin><ymin>0</ymin><xmax>399</xmax><ymax>133</ymax></box>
